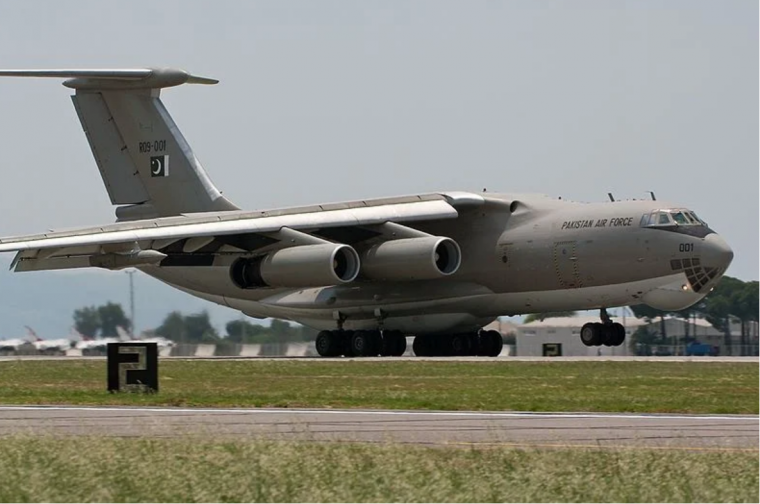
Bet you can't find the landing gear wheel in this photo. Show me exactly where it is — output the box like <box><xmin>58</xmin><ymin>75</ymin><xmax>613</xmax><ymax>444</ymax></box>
<box><xmin>601</xmin><ymin>324</ymin><xmax>614</xmax><ymax>346</ymax></box>
<box><xmin>580</xmin><ymin>323</ymin><xmax>602</xmax><ymax>346</ymax></box>
<box><xmin>381</xmin><ymin>330</ymin><xmax>406</xmax><ymax>357</ymax></box>
<box><xmin>610</xmin><ymin>323</ymin><xmax>626</xmax><ymax>346</ymax></box>
<box><xmin>467</xmin><ymin>333</ymin><xmax>480</xmax><ymax>356</ymax></box>
<box><xmin>413</xmin><ymin>335</ymin><xmax>432</xmax><ymax>357</ymax></box>
<box><xmin>451</xmin><ymin>334</ymin><xmax>471</xmax><ymax>356</ymax></box>
<box><xmin>340</xmin><ymin>330</ymin><xmax>355</xmax><ymax>357</ymax></box>
<box><xmin>315</xmin><ymin>330</ymin><xmax>341</xmax><ymax>357</ymax></box>
<box><xmin>351</xmin><ymin>330</ymin><xmax>381</xmax><ymax>357</ymax></box>
<box><xmin>478</xmin><ymin>330</ymin><xmax>503</xmax><ymax>357</ymax></box>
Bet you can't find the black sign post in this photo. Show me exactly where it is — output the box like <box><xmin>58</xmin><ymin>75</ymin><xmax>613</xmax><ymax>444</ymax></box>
<box><xmin>107</xmin><ymin>342</ymin><xmax>158</xmax><ymax>393</ymax></box>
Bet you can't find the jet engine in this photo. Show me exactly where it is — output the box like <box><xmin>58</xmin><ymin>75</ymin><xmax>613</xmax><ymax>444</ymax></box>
<box><xmin>230</xmin><ymin>244</ymin><xmax>360</xmax><ymax>288</ymax></box>
<box><xmin>360</xmin><ymin>237</ymin><xmax>461</xmax><ymax>281</ymax></box>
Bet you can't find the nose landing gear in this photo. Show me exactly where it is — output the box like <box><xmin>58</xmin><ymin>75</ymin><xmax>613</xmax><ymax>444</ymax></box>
<box><xmin>580</xmin><ymin>308</ymin><xmax>626</xmax><ymax>347</ymax></box>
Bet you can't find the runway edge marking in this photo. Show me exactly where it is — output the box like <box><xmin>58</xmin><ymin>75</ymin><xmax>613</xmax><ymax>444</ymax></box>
<box><xmin>0</xmin><ymin>405</ymin><xmax>755</xmax><ymax>422</ymax></box>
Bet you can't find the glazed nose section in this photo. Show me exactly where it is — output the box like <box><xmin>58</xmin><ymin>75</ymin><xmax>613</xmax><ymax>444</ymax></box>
<box><xmin>703</xmin><ymin>233</ymin><xmax>734</xmax><ymax>270</ymax></box>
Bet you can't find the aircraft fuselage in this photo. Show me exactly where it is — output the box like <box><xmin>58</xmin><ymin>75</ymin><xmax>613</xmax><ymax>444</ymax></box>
<box><xmin>142</xmin><ymin>193</ymin><xmax>733</xmax><ymax>335</ymax></box>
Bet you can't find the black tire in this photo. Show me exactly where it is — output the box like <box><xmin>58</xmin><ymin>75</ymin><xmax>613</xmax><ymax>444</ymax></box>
<box><xmin>338</xmin><ymin>331</ymin><xmax>353</xmax><ymax>357</ymax></box>
<box><xmin>380</xmin><ymin>332</ymin><xmax>393</xmax><ymax>357</ymax></box>
<box><xmin>394</xmin><ymin>333</ymin><xmax>407</xmax><ymax>356</ymax></box>
<box><xmin>315</xmin><ymin>331</ymin><xmax>339</xmax><ymax>357</ymax></box>
<box><xmin>351</xmin><ymin>330</ymin><xmax>381</xmax><ymax>357</ymax></box>
<box><xmin>580</xmin><ymin>323</ymin><xmax>599</xmax><ymax>346</ymax></box>
<box><xmin>601</xmin><ymin>324</ymin><xmax>614</xmax><ymax>346</ymax></box>
<box><xmin>451</xmin><ymin>334</ymin><xmax>470</xmax><ymax>356</ymax></box>
<box><xmin>480</xmin><ymin>330</ymin><xmax>503</xmax><ymax>357</ymax></box>
<box><xmin>383</xmin><ymin>331</ymin><xmax>406</xmax><ymax>357</ymax></box>
<box><xmin>611</xmin><ymin>323</ymin><xmax>626</xmax><ymax>346</ymax></box>
<box><xmin>413</xmin><ymin>335</ymin><xmax>430</xmax><ymax>357</ymax></box>
<box><xmin>467</xmin><ymin>333</ymin><xmax>479</xmax><ymax>356</ymax></box>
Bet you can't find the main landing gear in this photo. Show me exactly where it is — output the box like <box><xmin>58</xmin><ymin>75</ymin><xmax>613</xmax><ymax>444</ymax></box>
<box><xmin>413</xmin><ymin>330</ymin><xmax>503</xmax><ymax>357</ymax></box>
<box><xmin>315</xmin><ymin>329</ymin><xmax>407</xmax><ymax>357</ymax></box>
<box><xmin>580</xmin><ymin>308</ymin><xmax>626</xmax><ymax>347</ymax></box>
<box><xmin>314</xmin><ymin>329</ymin><xmax>504</xmax><ymax>357</ymax></box>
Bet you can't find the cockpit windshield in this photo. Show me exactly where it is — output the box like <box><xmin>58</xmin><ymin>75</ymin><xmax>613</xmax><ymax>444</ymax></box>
<box><xmin>640</xmin><ymin>209</ymin><xmax>706</xmax><ymax>227</ymax></box>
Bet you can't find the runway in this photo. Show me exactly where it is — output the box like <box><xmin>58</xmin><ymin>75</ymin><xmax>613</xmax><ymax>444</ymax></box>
<box><xmin>0</xmin><ymin>355</ymin><xmax>756</xmax><ymax>362</ymax></box>
<box><xmin>0</xmin><ymin>406</ymin><xmax>755</xmax><ymax>451</ymax></box>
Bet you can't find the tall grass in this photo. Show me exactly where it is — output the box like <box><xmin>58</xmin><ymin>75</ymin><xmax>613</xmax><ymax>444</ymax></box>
<box><xmin>0</xmin><ymin>436</ymin><xmax>756</xmax><ymax>502</ymax></box>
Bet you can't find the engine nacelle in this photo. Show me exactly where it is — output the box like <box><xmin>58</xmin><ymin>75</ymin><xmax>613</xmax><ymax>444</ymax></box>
<box><xmin>230</xmin><ymin>244</ymin><xmax>360</xmax><ymax>289</ymax></box>
<box><xmin>360</xmin><ymin>237</ymin><xmax>461</xmax><ymax>281</ymax></box>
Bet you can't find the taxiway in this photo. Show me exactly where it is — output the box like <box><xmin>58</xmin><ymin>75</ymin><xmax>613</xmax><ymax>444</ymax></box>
<box><xmin>0</xmin><ymin>406</ymin><xmax>755</xmax><ymax>451</ymax></box>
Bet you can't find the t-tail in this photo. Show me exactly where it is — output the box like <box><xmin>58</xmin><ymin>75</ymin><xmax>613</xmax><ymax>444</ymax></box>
<box><xmin>0</xmin><ymin>68</ymin><xmax>239</xmax><ymax>220</ymax></box>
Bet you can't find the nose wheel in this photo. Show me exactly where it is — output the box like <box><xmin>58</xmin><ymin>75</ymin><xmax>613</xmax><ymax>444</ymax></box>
<box><xmin>580</xmin><ymin>309</ymin><xmax>626</xmax><ymax>347</ymax></box>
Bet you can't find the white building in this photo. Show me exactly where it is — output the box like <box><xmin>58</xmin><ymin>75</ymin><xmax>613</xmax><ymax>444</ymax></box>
<box><xmin>513</xmin><ymin>315</ymin><xmax>758</xmax><ymax>357</ymax></box>
<box><xmin>516</xmin><ymin>316</ymin><xmax>646</xmax><ymax>357</ymax></box>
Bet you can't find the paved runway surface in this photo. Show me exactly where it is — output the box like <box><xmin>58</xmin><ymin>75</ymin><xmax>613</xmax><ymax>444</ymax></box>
<box><xmin>1</xmin><ymin>355</ymin><xmax>756</xmax><ymax>362</ymax></box>
<box><xmin>0</xmin><ymin>406</ymin><xmax>755</xmax><ymax>451</ymax></box>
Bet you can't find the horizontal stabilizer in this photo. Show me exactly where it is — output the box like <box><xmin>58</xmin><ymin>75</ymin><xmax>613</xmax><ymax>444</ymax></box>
<box><xmin>0</xmin><ymin>68</ymin><xmax>218</xmax><ymax>89</ymax></box>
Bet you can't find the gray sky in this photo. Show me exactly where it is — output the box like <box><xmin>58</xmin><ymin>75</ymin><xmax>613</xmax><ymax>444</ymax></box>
<box><xmin>0</xmin><ymin>1</ymin><xmax>756</xmax><ymax>337</ymax></box>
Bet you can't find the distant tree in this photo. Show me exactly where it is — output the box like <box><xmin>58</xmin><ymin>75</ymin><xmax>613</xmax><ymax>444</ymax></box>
<box><xmin>225</xmin><ymin>319</ymin><xmax>316</xmax><ymax>343</ymax></box>
<box><xmin>155</xmin><ymin>311</ymin><xmax>185</xmax><ymax>342</ymax></box>
<box><xmin>156</xmin><ymin>311</ymin><xmax>219</xmax><ymax>344</ymax></box>
<box><xmin>225</xmin><ymin>320</ymin><xmax>267</xmax><ymax>343</ymax></box>
<box><xmin>629</xmin><ymin>326</ymin><xmax>666</xmax><ymax>355</ymax></box>
<box><xmin>98</xmin><ymin>302</ymin><xmax>131</xmax><ymax>337</ymax></box>
<box><xmin>73</xmin><ymin>306</ymin><xmax>101</xmax><ymax>338</ymax></box>
<box><xmin>270</xmin><ymin>319</ymin><xmax>291</xmax><ymax>337</ymax></box>
<box><xmin>184</xmin><ymin>311</ymin><xmax>219</xmax><ymax>343</ymax></box>
<box><xmin>523</xmin><ymin>311</ymin><xmax>576</xmax><ymax>324</ymax></box>
<box><xmin>629</xmin><ymin>304</ymin><xmax>668</xmax><ymax>342</ymax></box>
<box><xmin>701</xmin><ymin>276</ymin><xmax>755</xmax><ymax>355</ymax></box>
<box><xmin>297</xmin><ymin>324</ymin><xmax>318</xmax><ymax>342</ymax></box>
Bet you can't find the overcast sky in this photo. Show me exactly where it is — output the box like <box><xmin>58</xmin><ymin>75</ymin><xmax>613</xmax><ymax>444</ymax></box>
<box><xmin>0</xmin><ymin>1</ymin><xmax>756</xmax><ymax>337</ymax></box>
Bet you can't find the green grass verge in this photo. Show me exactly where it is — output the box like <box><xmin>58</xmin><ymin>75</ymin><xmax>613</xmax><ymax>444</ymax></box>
<box><xmin>0</xmin><ymin>360</ymin><xmax>756</xmax><ymax>413</ymax></box>
<box><xmin>0</xmin><ymin>436</ymin><xmax>756</xmax><ymax>502</ymax></box>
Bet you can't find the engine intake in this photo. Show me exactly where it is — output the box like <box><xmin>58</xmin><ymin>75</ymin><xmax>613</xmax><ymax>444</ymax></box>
<box><xmin>360</xmin><ymin>237</ymin><xmax>461</xmax><ymax>281</ymax></box>
<box><xmin>230</xmin><ymin>244</ymin><xmax>360</xmax><ymax>289</ymax></box>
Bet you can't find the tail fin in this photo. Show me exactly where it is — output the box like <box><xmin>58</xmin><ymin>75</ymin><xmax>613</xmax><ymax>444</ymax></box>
<box><xmin>0</xmin><ymin>68</ymin><xmax>238</xmax><ymax>220</ymax></box>
<box><xmin>24</xmin><ymin>326</ymin><xmax>41</xmax><ymax>342</ymax></box>
<box><xmin>115</xmin><ymin>326</ymin><xmax>132</xmax><ymax>341</ymax></box>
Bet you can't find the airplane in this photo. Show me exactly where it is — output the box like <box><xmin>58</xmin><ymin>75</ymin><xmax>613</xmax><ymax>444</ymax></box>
<box><xmin>0</xmin><ymin>68</ymin><xmax>734</xmax><ymax>358</ymax></box>
<box><xmin>0</xmin><ymin>333</ymin><xmax>34</xmax><ymax>354</ymax></box>
<box><xmin>115</xmin><ymin>326</ymin><xmax>175</xmax><ymax>350</ymax></box>
<box><xmin>26</xmin><ymin>326</ymin><xmax>76</xmax><ymax>355</ymax></box>
<box><xmin>74</xmin><ymin>334</ymin><xmax>121</xmax><ymax>356</ymax></box>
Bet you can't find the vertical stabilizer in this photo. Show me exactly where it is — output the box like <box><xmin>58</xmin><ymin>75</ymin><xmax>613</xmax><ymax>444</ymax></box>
<box><xmin>0</xmin><ymin>68</ymin><xmax>239</xmax><ymax>219</ymax></box>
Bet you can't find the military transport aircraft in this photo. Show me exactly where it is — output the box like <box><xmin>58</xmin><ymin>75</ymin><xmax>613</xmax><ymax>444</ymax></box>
<box><xmin>0</xmin><ymin>68</ymin><xmax>734</xmax><ymax>357</ymax></box>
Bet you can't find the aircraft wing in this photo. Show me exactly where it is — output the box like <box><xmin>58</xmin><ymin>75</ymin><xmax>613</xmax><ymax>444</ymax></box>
<box><xmin>0</xmin><ymin>193</ymin><xmax>480</xmax><ymax>272</ymax></box>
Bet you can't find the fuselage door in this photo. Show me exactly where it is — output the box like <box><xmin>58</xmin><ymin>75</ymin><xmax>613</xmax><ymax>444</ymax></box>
<box><xmin>553</xmin><ymin>241</ymin><xmax>581</xmax><ymax>289</ymax></box>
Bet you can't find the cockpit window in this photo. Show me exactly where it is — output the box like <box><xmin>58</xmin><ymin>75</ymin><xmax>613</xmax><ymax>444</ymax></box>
<box><xmin>688</xmin><ymin>211</ymin><xmax>704</xmax><ymax>225</ymax></box>
<box><xmin>671</xmin><ymin>211</ymin><xmax>689</xmax><ymax>225</ymax></box>
<box><xmin>642</xmin><ymin>208</ymin><xmax>706</xmax><ymax>227</ymax></box>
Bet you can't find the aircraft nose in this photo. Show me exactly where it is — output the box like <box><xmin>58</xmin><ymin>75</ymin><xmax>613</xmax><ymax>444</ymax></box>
<box><xmin>703</xmin><ymin>233</ymin><xmax>734</xmax><ymax>271</ymax></box>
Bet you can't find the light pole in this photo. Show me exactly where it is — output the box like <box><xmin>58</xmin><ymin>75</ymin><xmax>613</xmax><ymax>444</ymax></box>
<box><xmin>126</xmin><ymin>270</ymin><xmax>136</xmax><ymax>337</ymax></box>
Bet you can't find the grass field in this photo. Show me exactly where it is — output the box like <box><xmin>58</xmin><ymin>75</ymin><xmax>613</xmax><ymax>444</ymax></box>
<box><xmin>0</xmin><ymin>436</ymin><xmax>756</xmax><ymax>502</ymax></box>
<box><xmin>0</xmin><ymin>360</ymin><xmax>756</xmax><ymax>413</ymax></box>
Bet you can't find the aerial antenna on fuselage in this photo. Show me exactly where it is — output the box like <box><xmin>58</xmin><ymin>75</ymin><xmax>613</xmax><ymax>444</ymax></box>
<box><xmin>607</xmin><ymin>193</ymin><xmax>615</xmax><ymax>202</ymax></box>
<box><xmin>649</xmin><ymin>191</ymin><xmax>657</xmax><ymax>201</ymax></box>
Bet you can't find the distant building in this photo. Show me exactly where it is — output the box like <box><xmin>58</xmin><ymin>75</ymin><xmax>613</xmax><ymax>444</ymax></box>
<box><xmin>516</xmin><ymin>316</ymin><xmax>646</xmax><ymax>357</ymax></box>
<box><xmin>511</xmin><ymin>315</ymin><xmax>758</xmax><ymax>357</ymax></box>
